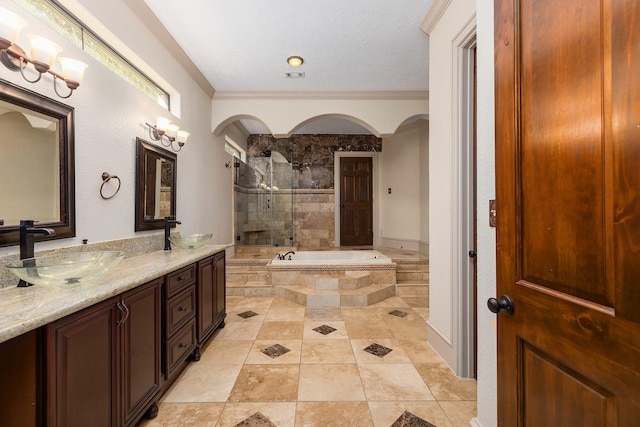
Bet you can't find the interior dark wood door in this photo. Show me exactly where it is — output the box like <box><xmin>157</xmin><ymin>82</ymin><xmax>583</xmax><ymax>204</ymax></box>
<box><xmin>495</xmin><ymin>0</ymin><xmax>640</xmax><ymax>425</ymax></box>
<box><xmin>340</xmin><ymin>157</ymin><xmax>373</xmax><ymax>246</ymax></box>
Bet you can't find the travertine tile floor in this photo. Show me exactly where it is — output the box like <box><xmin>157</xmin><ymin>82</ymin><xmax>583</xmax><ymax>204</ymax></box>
<box><xmin>140</xmin><ymin>294</ymin><xmax>477</xmax><ymax>427</ymax></box>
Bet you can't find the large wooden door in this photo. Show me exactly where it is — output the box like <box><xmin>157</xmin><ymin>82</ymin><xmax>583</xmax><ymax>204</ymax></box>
<box><xmin>340</xmin><ymin>157</ymin><xmax>373</xmax><ymax>246</ymax></box>
<box><xmin>494</xmin><ymin>0</ymin><xmax>640</xmax><ymax>425</ymax></box>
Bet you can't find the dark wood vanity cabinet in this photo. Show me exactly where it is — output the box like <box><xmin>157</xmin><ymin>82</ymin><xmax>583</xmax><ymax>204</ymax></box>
<box><xmin>46</xmin><ymin>279</ymin><xmax>162</xmax><ymax>427</ymax></box>
<box><xmin>0</xmin><ymin>250</ymin><xmax>226</xmax><ymax>426</ymax></box>
<box><xmin>162</xmin><ymin>264</ymin><xmax>197</xmax><ymax>389</ymax></box>
<box><xmin>195</xmin><ymin>251</ymin><xmax>226</xmax><ymax>358</ymax></box>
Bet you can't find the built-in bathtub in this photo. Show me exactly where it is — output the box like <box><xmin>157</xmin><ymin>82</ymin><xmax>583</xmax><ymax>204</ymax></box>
<box><xmin>267</xmin><ymin>250</ymin><xmax>397</xmax><ymax>306</ymax></box>
<box><xmin>270</xmin><ymin>250</ymin><xmax>391</xmax><ymax>265</ymax></box>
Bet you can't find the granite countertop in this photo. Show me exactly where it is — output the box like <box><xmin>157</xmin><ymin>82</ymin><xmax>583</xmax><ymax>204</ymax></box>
<box><xmin>0</xmin><ymin>244</ymin><xmax>228</xmax><ymax>344</ymax></box>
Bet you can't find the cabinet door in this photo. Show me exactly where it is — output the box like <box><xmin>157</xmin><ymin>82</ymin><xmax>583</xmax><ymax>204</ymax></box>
<box><xmin>196</xmin><ymin>255</ymin><xmax>215</xmax><ymax>344</ymax></box>
<box><xmin>47</xmin><ymin>298</ymin><xmax>118</xmax><ymax>427</ymax></box>
<box><xmin>213</xmin><ymin>252</ymin><xmax>226</xmax><ymax>327</ymax></box>
<box><xmin>120</xmin><ymin>279</ymin><xmax>162</xmax><ymax>426</ymax></box>
<box><xmin>197</xmin><ymin>252</ymin><xmax>227</xmax><ymax>346</ymax></box>
<box><xmin>0</xmin><ymin>330</ymin><xmax>41</xmax><ymax>427</ymax></box>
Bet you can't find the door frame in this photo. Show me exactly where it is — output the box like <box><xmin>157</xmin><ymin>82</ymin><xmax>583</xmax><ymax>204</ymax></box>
<box><xmin>452</xmin><ymin>18</ymin><xmax>477</xmax><ymax>379</ymax></box>
<box><xmin>333</xmin><ymin>151</ymin><xmax>379</xmax><ymax>247</ymax></box>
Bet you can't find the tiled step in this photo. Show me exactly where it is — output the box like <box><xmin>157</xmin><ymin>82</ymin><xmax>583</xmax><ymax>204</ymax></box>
<box><xmin>226</xmin><ymin>280</ymin><xmax>274</xmax><ymax>297</ymax></box>
<box><xmin>396</xmin><ymin>271</ymin><xmax>430</xmax><ymax>284</ymax></box>
<box><xmin>226</xmin><ymin>272</ymin><xmax>270</xmax><ymax>283</ymax></box>
<box><xmin>274</xmin><ymin>283</ymin><xmax>396</xmax><ymax>307</ymax></box>
<box><xmin>396</xmin><ymin>283</ymin><xmax>429</xmax><ymax>297</ymax></box>
<box><xmin>394</xmin><ymin>259</ymin><xmax>429</xmax><ymax>285</ymax></box>
<box><xmin>300</xmin><ymin>271</ymin><xmax>372</xmax><ymax>290</ymax></box>
<box><xmin>226</xmin><ymin>254</ymin><xmax>272</xmax><ymax>297</ymax></box>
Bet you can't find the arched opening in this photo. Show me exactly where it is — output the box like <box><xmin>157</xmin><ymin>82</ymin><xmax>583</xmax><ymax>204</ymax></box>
<box><xmin>220</xmin><ymin>112</ymin><xmax>428</xmax><ymax>251</ymax></box>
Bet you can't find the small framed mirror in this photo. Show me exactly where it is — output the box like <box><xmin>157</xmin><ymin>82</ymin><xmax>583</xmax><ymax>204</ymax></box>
<box><xmin>0</xmin><ymin>79</ymin><xmax>75</xmax><ymax>247</ymax></box>
<box><xmin>135</xmin><ymin>137</ymin><xmax>177</xmax><ymax>231</ymax></box>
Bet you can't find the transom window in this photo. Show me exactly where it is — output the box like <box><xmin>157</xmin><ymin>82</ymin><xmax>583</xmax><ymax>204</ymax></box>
<box><xmin>14</xmin><ymin>0</ymin><xmax>170</xmax><ymax>109</ymax></box>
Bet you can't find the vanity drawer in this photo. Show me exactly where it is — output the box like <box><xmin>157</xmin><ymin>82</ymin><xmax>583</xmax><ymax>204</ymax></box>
<box><xmin>166</xmin><ymin>264</ymin><xmax>196</xmax><ymax>297</ymax></box>
<box><xmin>165</xmin><ymin>286</ymin><xmax>196</xmax><ymax>336</ymax></box>
<box><xmin>165</xmin><ymin>319</ymin><xmax>196</xmax><ymax>378</ymax></box>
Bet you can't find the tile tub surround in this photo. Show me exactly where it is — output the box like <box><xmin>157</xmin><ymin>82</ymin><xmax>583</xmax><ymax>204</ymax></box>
<box><xmin>269</xmin><ymin>259</ymin><xmax>397</xmax><ymax>307</ymax></box>
<box><xmin>140</xmin><ymin>295</ymin><xmax>477</xmax><ymax>427</ymax></box>
<box><xmin>0</xmin><ymin>243</ymin><xmax>229</xmax><ymax>344</ymax></box>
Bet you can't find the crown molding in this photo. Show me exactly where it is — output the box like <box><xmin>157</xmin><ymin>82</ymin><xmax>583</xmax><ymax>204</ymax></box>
<box><xmin>213</xmin><ymin>91</ymin><xmax>429</xmax><ymax>101</ymax></box>
<box><xmin>421</xmin><ymin>0</ymin><xmax>454</xmax><ymax>35</ymax></box>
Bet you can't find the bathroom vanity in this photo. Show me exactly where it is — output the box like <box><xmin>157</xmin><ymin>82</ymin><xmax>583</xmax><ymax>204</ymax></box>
<box><xmin>0</xmin><ymin>245</ymin><xmax>227</xmax><ymax>427</ymax></box>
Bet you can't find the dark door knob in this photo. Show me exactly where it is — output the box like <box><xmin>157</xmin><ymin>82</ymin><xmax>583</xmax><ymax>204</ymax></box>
<box><xmin>468</xmin><ymin>250</ymin><xmax>477</xmax><ymax>258</ymax></box>
<box><xmin>487</xmin><ymin>295</ymin><xmax>514</xmax><ymax>316</ymax></box>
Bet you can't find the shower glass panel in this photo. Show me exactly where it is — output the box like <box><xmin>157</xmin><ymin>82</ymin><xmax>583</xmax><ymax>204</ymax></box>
<box><xmin>233</xmin><ymin>150</ymin><xmax>294</xmax><ymax>246</ymax></box>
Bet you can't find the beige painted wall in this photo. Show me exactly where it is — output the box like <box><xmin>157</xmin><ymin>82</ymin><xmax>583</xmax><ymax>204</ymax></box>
<box><xmin>379</xmin><ymin>120</ymin><xmax>429</xmax><ymax>251</ymax></box>
<box><xmin>0</xmin><ymin>0</ymin><xmax>232</xmax><ymax>257</ymax></box>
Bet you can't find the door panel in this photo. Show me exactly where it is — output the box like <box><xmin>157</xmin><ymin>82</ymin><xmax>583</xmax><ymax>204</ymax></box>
<box><xmin>340</xmin><ymin>157</ymin><xmax>373</xmax><ymax>246</ymax></box>
<box><xmin>522</xmin><ymin>342</ymin><xmax>614</xmax><ymax>427</ymax></box>
<box><xmin>494</xmin><ymin>0</ymin><xmax>640</xmax><ymax>425</ymax></box>
<box><xmin>519</xmin><ymin>0</ymin><xmax>608</xmax><ymax>304</ymax></box>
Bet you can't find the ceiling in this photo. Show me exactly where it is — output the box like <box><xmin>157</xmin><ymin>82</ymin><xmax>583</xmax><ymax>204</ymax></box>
<box><xmin>143</xmin><ymin>0</ymin><xmax>432</xmax><ymax>134</ymax></box>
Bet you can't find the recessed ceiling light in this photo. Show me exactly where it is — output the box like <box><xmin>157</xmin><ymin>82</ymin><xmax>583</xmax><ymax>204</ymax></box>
<box><xmin>287</xmin><ymin>56</ymin><xmax>303</xmax><ymax>67</ymax></box>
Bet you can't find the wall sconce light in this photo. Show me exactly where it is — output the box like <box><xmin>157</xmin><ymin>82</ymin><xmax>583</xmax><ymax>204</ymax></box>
<box><xmin>145</xmin><ymin>117</ymin><xmax>190</xmax><ymax>152</ymax></box>
<box><xmin>0</xmin><ymin>7</ymin><xmax>87</xmax><ymax>99</ymax></box>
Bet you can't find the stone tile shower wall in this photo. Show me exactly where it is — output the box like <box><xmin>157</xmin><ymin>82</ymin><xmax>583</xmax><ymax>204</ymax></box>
<box><xmin>237</xmin><ymin>134</ymin><xmax>381</xmax><ymax>248</ymax></box>
<box><xmin>235</xmin><ymin>187</ymin><xmax>294</xmax><ymax>246</ymax></box>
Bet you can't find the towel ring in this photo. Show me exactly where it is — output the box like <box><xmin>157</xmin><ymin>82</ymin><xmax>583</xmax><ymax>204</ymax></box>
<box><xmin>100</xmin><ymin>172</ymin><xmax>121</xmax><ymax>200</ymax></box>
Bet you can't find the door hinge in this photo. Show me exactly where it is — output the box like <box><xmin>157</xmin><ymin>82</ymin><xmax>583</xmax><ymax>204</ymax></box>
<box><xmin>489</xmin><ymin>199</ymin><xmax>497</xmax><ymax>227</ymax></box>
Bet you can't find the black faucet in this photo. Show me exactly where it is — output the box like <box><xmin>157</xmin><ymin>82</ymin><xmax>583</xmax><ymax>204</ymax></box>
<box><xmin>164</xmin><ymin>216</ymin><xmax>181</xmax><ymax>250</ymax></box>
<box><xmin>17</xmin><ymin>219</ymin><xmax>55</xmax><ymax>287</ymax></box>
<box><xmin>278</xmin><ymin>250</ymin><xmax>295</xmax><ymax>260</ymax></box>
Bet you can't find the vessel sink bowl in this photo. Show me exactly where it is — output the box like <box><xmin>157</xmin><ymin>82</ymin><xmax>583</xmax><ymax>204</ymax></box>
<box><xmin>168</xmin><ymin>233</ymin><xmax>212</xmax><ymax>249</ymax></box>
<box><xmin>5</xmin><ymin>251</ymin><xmax>125</xmax><ymax>286</ymax></box>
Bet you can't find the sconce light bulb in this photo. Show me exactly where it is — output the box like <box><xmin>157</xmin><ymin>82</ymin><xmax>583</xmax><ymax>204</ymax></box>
<box><xmin>27</xmin><ymin>34</ymin><xmax>62</xmax><ymax>72</ymax></box>
<box><xmin>166</xmin><ymin>124</ymin><xmax>179</xmax><ymax>139</ymax></box>
<box><xmin>58</xmin><ymin>56</ymin><xmax>87</xmax><ymax>86</ymax></box>
<box><xmin>0</xmin><ymin>7</ymin><xmax>27</xmax><ymax>49</ymax></box>
<box><xmin>176</xmin><ymin>130</ymin><xmax>190</xmax><ymax>144</ymax></box>
<box><xmin>156</xmin><ymin>116</ymin><xmax>170</xmax><ymax>133</ymax></box>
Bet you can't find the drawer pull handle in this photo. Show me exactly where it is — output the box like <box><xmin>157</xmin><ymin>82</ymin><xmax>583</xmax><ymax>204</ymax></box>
<box><xmin>178</xmin><ymin>306</ymin><xmax>187</xmax><ymax>312</ymax></box>
<box><xmin>177</xmin><ymin>276</ymin><xmax>185</xmax><ymax>281</ymax></box>
<box><xmin>179</xmin><ymin>343</ymin><xmax>188</xmax><ymax>348</ymax></box>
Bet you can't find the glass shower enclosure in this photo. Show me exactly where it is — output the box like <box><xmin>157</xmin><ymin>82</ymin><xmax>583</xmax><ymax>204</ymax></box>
<box><xmin>233</xmin><ymin>150</ymin><xmax>294</xmax><ymax>247</ymax></box>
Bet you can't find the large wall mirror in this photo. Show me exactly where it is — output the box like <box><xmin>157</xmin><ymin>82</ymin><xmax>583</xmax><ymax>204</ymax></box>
<box><xmin>0</xmin><ymin>79</ymin><xmax>75</xmax><ymax>247</ymax></box>
<box><xmin>135</xmin><ymin>138</ymin><xmax>177</xmax><ymax>231</ymax></box>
